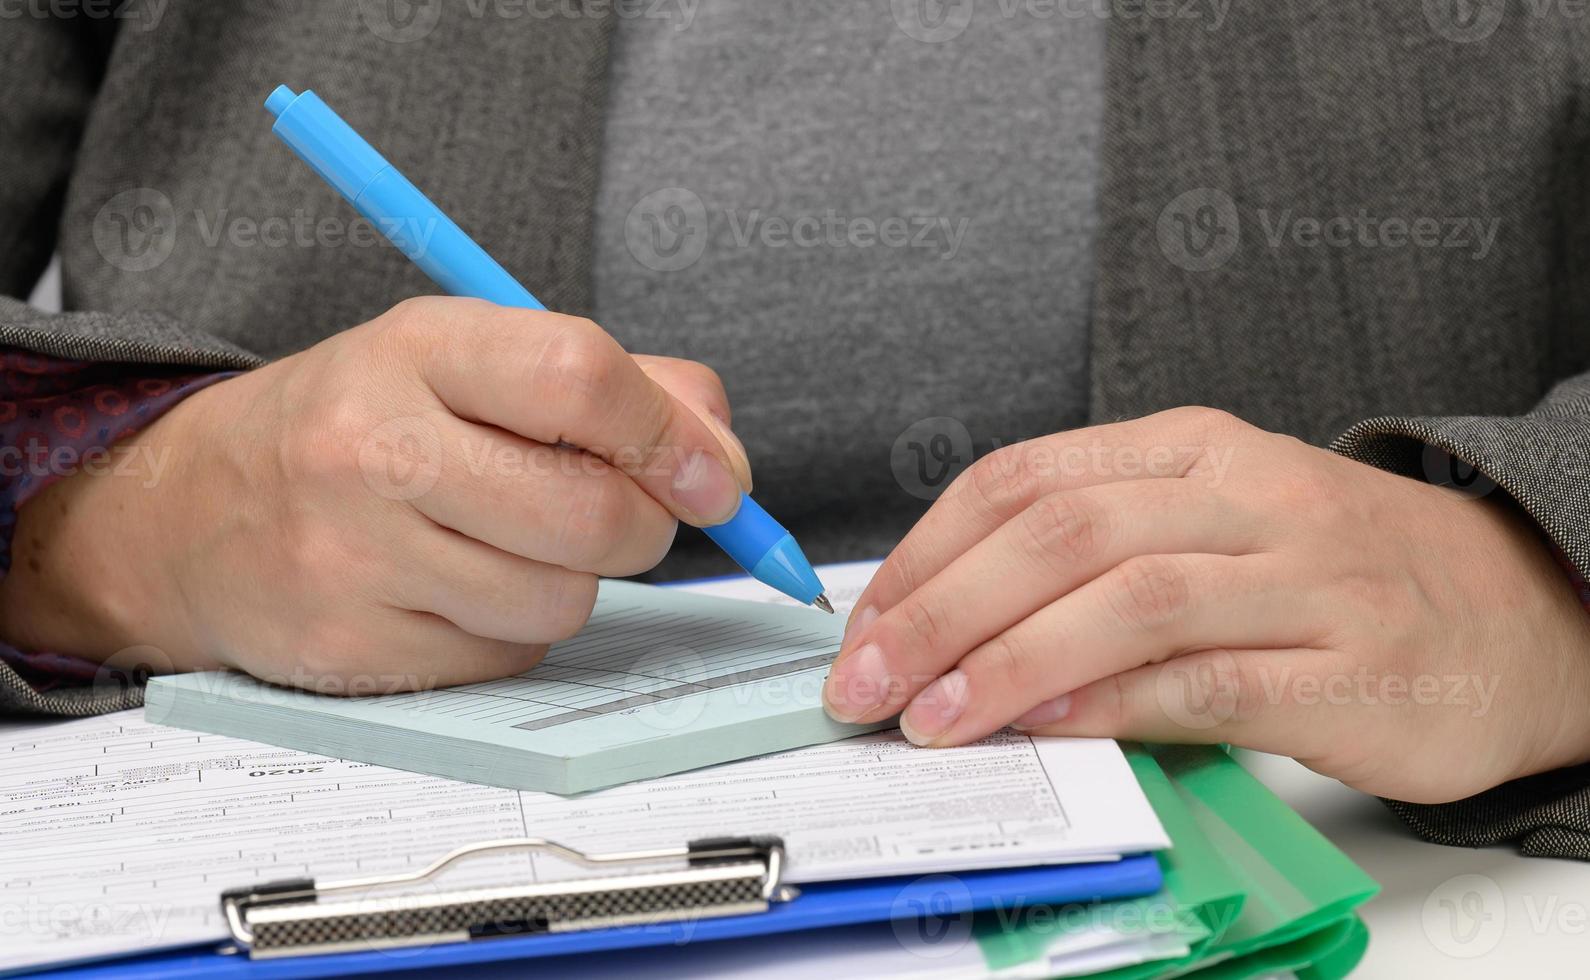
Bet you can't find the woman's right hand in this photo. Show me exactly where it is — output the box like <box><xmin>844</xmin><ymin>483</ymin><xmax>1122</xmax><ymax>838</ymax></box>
<box><xmin>0</xmin><ymin>297</ymin><xmax>752</xmax><ymax>693</ymax></box>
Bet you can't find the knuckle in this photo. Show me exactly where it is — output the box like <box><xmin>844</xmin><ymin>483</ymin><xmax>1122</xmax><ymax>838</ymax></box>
<box><xmin>282</xmin><ymin>518</ymin><xmax>349</xmax><ymax>576</ymax></box>
<box><xmin>1022</xmin><ymin>492</ymin><xmax>1104</xmax><ymax>569</ymax></box>
<box><xmin>895</xmin><ymin>594</ymin><xmax>950</xmax><ymax>654</ymax></box>
<box><xmin>291</xmin><ymin>621</ymin><xmax>374</xmax><ymax>691</ymax></box>
<box><xmin>976</xmin><ymin>631</ymin><xmax>1037</xmax><ymax>692</ymax></box>
<box><xmin>965</xmin><ymin>446</ymin><xmax>1045</xmax><ymax>519</ymax></box>
<box><xmin>1266</xmin><ymin>470</ymin><xmax>1319</xmax><ymax>513</ymax></box>
<box><xmin>538</xmin><ymin>322</ymin><xmax>620</xmax><ymax>414</ymax></box>
<box><xmin>376</xmin><ymin>296</ymin><xmax>449</xmax><ymax>349</ymax></box>
<box><xmin>1161</xmin><ymin>405</ymin><xmax>1241</xmax><ymax>441</ymax></box>
<box><xmin>283</xmin><ymin>400</ymin><xmax>367</xmax><ymax>484</ymax></box>
<box><xmin>1105</xmin><ymin>555</ymin><xmax>1192</xmax><ymax>631</ymax></box>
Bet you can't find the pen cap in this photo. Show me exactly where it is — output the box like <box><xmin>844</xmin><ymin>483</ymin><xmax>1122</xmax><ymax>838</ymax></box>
<box><xmin>265</xmin><ymin>86</ymin><xmax>390</xmax><ymax>203</ymax></box>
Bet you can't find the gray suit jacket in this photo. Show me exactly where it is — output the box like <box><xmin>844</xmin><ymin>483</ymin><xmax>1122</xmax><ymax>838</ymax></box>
<box><xmin>3</xmin><ymin>2</ymin><xmax>1588</xmax><ymax>857</ymax></box>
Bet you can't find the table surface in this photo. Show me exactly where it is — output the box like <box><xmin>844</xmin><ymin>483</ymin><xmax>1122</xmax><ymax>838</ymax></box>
<box><xmin>1234</xmin><ymin>750</ymin><xmax>1590</xmax><ymax>977</ymax></box>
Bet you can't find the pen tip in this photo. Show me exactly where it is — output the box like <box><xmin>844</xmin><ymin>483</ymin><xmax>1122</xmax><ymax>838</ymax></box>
<box><xmin>813</xmin><ymin>594</ymin><xmax>835</xmax><ymax>615</ymax></box>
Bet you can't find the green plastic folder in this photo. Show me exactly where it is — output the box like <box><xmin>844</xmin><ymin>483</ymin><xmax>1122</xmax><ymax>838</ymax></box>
<box><xmin>974</xmin><ymin>744</ymin><xmax>1378</xmax><ymax>979</ymax></box>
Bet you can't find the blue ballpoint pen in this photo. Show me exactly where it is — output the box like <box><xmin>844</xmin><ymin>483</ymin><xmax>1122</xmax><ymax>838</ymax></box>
<box><xmin>264</xmin><ymin>85</ymin><xmax>831</xmax><ymax>612</ymax></box>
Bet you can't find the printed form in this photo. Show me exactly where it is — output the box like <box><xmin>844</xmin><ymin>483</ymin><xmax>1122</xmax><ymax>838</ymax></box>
<box><xmin>0</xmin><ymin>715</ymin><xmax>1162</xmax><ymax>974</ymax></box>
<box><xmin>0</xmin><ymin>564</ymin><xmax>1166</xmax><ymax>974</ymax></box>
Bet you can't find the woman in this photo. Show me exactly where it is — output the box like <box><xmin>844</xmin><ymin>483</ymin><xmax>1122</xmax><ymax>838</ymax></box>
<box><xmin>2</xmin><ymin>0</ymin><xmax>1587</xmax><ymax>858</ymax></box>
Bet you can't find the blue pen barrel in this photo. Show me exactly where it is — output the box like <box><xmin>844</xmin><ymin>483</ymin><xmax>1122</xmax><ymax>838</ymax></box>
<box><xmin>357</xmin><ymin>168</ymin><xmax>544</xmax><ymax>309</ymax></box>
<box><xmin>265</xmin><ymin>84</ymin><xmax>825</xmax><ymax>605</ymax></box>
<box><xmin>705</xmin><ymin>498</ymin><xmax>825</xmax><ymax>606</ymax></box>
<box><xmin>267</xmin><ymin>85</ymin><xmax>544</xmax><ymax>311</ymax></box>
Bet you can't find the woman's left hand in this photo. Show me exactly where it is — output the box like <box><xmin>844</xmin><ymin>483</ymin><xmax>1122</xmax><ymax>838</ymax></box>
<box><xmin>822</xmin><ymin>407</ymin><xmax>1590</xmax><ymax>803</ymax></box>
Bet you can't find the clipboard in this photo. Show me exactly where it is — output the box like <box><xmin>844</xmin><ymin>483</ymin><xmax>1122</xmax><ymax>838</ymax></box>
<box><xmin>39</xmin><ymin>848</ymin><xmax>1162</xmax><ymax>978</ymax></box>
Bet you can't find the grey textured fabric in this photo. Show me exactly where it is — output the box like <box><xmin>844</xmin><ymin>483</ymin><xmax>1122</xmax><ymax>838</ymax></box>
<box><xmin>591</xmin><ymin>1</ymin><xmax>1103</xmax><ymax>566</ymax></box>
<box><xmin>4</xmin><ymin>1</ymin><xmax>1590</xmax><ymax>859</ymax></box>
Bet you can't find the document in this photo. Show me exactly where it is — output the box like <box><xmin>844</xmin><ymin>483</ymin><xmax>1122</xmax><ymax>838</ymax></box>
<box><xmin>0</xmin><ymin>711</ymin><xmax>1165</xmax><ymax>975</ymax></box>
<box><xmin>145</xmin><ymin>581</ymin><xmax>875</xmax><ymax>793</ymax></box>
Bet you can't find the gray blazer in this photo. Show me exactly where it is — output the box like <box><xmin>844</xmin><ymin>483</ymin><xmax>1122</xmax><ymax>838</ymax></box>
<box><xmin>2</xmin><ymin>2</ymin><xmax>1587</xmax><ymax>858</ymax></box>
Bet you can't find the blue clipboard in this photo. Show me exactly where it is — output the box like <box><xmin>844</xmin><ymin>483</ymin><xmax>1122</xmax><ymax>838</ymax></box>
<box><xmin>38</xmin><ymin>856</ymin><xmax>1161</xmax><ymax>979</ymax></box>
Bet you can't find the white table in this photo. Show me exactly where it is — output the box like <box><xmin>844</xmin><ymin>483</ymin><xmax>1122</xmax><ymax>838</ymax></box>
<box><xmin>1236</xmin><ymin>751</ymin><xmax>1590</xmax><ymax>977</ymax></box>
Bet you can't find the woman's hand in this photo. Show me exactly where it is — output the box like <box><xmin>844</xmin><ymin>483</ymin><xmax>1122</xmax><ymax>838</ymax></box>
<box><xmin>0</xmin><ymin>297</ymin><xmax>751</xmax><ymax>693</ymax></box>
<box><xmin>823</xmin><ymin>407</ymin><xmax>1590</xmax><ymax>803</ymax></box>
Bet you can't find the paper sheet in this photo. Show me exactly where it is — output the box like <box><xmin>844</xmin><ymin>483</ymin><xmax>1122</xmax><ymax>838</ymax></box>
<box><xmin>380</xmin><ymin>587</ymin><xmax>841</xmax><ymax>732</ymax></box>
<box><xmin>0</xmin><ymin>711</ymin><xmax>1164</xmax><ymax>975</ymax></box>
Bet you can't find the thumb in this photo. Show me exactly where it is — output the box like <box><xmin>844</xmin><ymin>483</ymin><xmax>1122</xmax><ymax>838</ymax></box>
<box><xmin>635</xmin><ymin>355</ymin><xmax>753</xmax><ymax>492</ymax></box>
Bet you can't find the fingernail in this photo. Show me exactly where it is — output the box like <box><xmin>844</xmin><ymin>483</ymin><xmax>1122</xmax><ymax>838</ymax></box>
<box><xmin>704</xmin><ymin>411</ymin><xmax>753</xmax><ymax>492</ymax></box>
<box><xmin>842</xmin><ymin>605</ymin><xmax>878</xmax><ymax>651</ymax></box>
<box><xmin>1012</xmin><ymin>694</ymin><xmax>1072</xmax><ymax>731</ymax></box>
<box><xmin>672</xmin><ymin>448</ymin><xmax>741</xmax><ymax>524</ymax></box>
<box><xmin>823</xmin><ymin>642</ymin><xmax>888</xmax><ymax>723</ymax></box>
<box><xmin>901</xmin><ymin>670</ymin><xmax>968</xmax><ymax>745</ymax></box>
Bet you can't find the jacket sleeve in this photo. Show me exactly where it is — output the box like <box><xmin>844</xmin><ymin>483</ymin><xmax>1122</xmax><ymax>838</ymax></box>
<box><xmin>0</xmin><ymin>16</ymin><xmax>261</xmax><ymax>718</ymax></box>
<box><xmin>1333</xmin><ymin>372</ymin><xmax>1590</xmax><ymax>861</ymax></box>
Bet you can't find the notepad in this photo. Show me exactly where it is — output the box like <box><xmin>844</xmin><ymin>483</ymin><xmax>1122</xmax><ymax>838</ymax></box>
<box><xmin>144</xmin><ymin>581</ymin><xmax>880</xmax><ymax>794</ymax></box>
